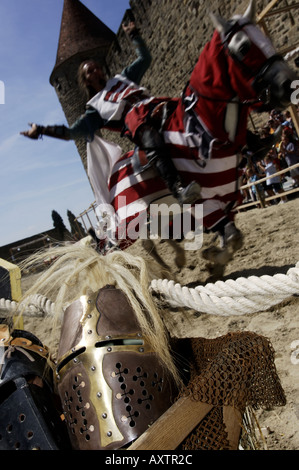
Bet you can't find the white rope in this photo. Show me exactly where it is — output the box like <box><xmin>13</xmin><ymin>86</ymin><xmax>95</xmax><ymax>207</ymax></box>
<box><xmin>150</xmin><ymin>262</ymin><xmax>299</xmax><ymax>316</ymax></box>
<box><xmin>0</xmin><ymin>294</ymin><xmax>56</xmax><ymax>318</ymax></box>
<box><xmin>1</xmin><ymin>263</ymin><xmax>298</xmax><ymax>319</ymax></box>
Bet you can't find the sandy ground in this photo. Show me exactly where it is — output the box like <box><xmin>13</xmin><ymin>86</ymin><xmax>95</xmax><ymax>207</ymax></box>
<box><xmin>20</xmin><ymin>195</ymin><xmax>299</xmax><ymax>450</ymax></box>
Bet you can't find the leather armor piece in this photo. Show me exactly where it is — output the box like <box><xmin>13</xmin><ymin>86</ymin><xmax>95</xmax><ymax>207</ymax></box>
<box><xmin>41</xmin><ymin>125</ymin><xmax>70</xmax><ymax>140</ymax></box>
<box><xmin>55</xmin><ymin>285</ymin><xmax>178</xmax><ymax>450</ymax></box>
<box><xmin>0</xmin><ymin>326</ymin><xmax>70</xmax><ymax>450</ymax></box>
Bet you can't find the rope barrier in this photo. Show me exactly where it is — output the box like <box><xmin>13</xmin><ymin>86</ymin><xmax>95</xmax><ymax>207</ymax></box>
<box><xmin>0</xmin><ymin>294</ymin><xmax>56</xmax><ymax>318</ymax></box>
<box><xmin>0</xmin><ymin>263</ymin><xmax>298</xmax><ymax>319</ymax></box>
<box><xmin>150</xmin><ymin>262</ymin><xmax>299</xmax><ymax>316</ymax></box>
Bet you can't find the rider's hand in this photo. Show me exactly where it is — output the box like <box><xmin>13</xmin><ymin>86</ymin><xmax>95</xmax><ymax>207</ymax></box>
<box><xmin>122</xmin><ymin>21</ymin><xmax>138</xmax><ymax>38</ymax></box>
<box><xmin>20</xmin><ymin>123</ymin><xmax>41</xmax><ymax>139</ymax></box>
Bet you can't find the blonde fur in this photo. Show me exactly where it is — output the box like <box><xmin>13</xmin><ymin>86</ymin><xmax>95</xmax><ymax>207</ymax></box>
<box><xmin>18</xmin><ymin>243</ymin><xmax>182</xmax><ymax>386</ymax></box>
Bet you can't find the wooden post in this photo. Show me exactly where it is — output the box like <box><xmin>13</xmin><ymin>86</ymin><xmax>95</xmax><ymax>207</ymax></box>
<box><xmin>127</xmin><ymin>396</ymin><xmax>213</xmax><ymax>450</ymax></box>
<box><xmin>127</xmin><ymin>395</ymin><xmax>243</xmax><ymax>451</ymax></box>
<box><xmin>255</xmin><ymin>183</ymin><xmax>266</xmax><ymax>208</ymax></box>
<box><xmin>257</xmin><ymin>0</ymin><xmax>280</xmax><ymax>24</ymax></box>
<box><xmin>0</xmin><ymin>258</ymin><xmax>23</xmax><ymax>329</ymax></box>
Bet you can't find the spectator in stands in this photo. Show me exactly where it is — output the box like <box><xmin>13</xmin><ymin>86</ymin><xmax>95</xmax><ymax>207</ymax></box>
<box><xmin>264</xmin><ymin>154</ymin><xmax>287</xmax><ymax>203</ymax></box>
<box><xmin>269</xmin><ymin>109</ymin><xmax>284</xmax><ymax>129</ymax></box>
<box><xmin>279</xmin><ymin>132</ymin><xmax>299</xmax><ymax>187</ymax></box>
<box><xmin>282</xmin><ymin>110</ymin><xmax>298</xmax><ymax>138</ymax></box>
<box><xmin>253</xmin><ymin>157</ymin><xmax>272</xmax><ymax>198</ymax></box>
<box><xmin>260</xmin><ymin>125</ymin><xmax>271</xmax><ymax>139</ymax></box>
<box><xmin>246</xmin><ymin>167</ymin><xmax>265</xmax><ymax>204</ymax></box>
<box><xmin>241</xmin><ymin>166</ymin><xmax>251</xmax><ymax>203</ymax></box>
<box><xmin>268</xmin><ymin>119</ymin><xmax>277</xmax><ymax>135</ymax></box>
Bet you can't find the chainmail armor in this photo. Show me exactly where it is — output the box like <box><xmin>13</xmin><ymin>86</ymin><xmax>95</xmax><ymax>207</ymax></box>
<box><xmin>176</xmin><ymin>332</ymin><xmax>286</xmax><ymax>450</ymax></box>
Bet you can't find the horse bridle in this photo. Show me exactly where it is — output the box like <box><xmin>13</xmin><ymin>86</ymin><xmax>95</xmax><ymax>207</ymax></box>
<box><xmin>221</xmin><ymin>19</ymin><xmax>285</xmax><ymax>106</ymax></box>
<box><xmin>251</xmin><ymin>54</ymin><xmax>285</xmax><ymax>105</ymax></box>
<box><xmin>189</xmin><ymin>19</ymin><xmax>284</xmax><ymax>107</ymax></box>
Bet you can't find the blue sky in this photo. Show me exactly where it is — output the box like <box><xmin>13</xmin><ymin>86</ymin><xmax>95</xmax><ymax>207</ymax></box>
<box><xmin>0</xmin><ymin>0</ymin><xmax>130</xmax><ymax>247</ymax></box>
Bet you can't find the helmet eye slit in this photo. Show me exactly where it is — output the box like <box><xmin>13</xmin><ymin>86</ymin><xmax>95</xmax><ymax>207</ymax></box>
<box><xmin>56</xmin><ymin>347</ymin><xmax>86</xmax><ymax>373</ymax></box>
<box><xmin>95</xmin><ymin>339</ymin><xmax>144</xmax><ymax>348</ymax></box>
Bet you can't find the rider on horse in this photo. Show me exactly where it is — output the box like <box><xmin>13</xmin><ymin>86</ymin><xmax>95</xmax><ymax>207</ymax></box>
<box><xmin>21</xmin><ymin>1</ymin><xmax>297</xmax><ymax>258</ymax></box>
<box><xmin>21</xmin><ymin>21</ymin><xmax>201</xmax><ymax>207</ymax></box>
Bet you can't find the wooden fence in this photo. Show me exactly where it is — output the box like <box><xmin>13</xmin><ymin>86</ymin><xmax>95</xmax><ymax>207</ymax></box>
<box><xmin>238</xmin><ymin>162</ymin><xmax>299</xmax><ymax>211</ymax></box>
<box><xmin>75</xmin><ymin>201</ymin><xmax>98</xmax><ymax>234</ymax></box>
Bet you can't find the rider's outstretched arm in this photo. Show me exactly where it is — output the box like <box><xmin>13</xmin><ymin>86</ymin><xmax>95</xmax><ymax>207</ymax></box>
<box><xmin>20</xmin><ymin>108</ymin><xmax>104</xmax><ymax>141</ymax></box>
<box><xmin>20</xmin><ymin>22</ymin><xmax>151</xmax><ymax>142</ymax></box>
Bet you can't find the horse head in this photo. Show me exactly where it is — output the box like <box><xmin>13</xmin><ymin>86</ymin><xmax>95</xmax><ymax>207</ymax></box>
<box><xmin>210</xmin><ymin>0</ymin><xmax>297</xmax><ymax>111</ymax></box>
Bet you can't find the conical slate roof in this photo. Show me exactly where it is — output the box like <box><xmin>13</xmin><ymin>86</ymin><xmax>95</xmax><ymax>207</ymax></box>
<box><xmin>50</xmin><ymin>0</ymin><xmax>116</xmax><ymax>82</ymax></box>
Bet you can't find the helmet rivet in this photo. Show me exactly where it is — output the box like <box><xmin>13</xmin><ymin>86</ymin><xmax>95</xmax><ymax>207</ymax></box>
<box><xmin>91</xmin><ymin>365</ymin><xmax>96</xmax><ymax>371</ymax></box>
<box><xmin>102</xmin><ymin>413</ymin><xmax>107</xmax><ymax>419</ymax></box>
<box><xmin>139</xmin><ymin>347</ymin><xmax>144</xmax><ymax>353</ymax></box>
<box><xmin>88</xmin><ymin>330</ymin><xmax>92</xmax><ymax>334</ymax></box>
<box><xmin>97</xmin><ymin>392</ymin><xmax>102</xmax><ymax>398</ymax></box>
<box><xmin>107</xmin><ymin>347</ymin><xmax>112</xmax><ymax>352</ymax></box>
<box><xmin>107</xmin><ymin>431</ymin><xmax>112</xmax><ymax>437</ymax></box>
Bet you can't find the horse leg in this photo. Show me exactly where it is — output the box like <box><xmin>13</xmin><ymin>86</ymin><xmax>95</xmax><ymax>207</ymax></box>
<box><xmin>142</xmin><ymin>239</ymin><xmax>171</xmax><ymax>272</ymax></box>
<box><xmin>202</xmin><ymin>221</ymin><xmax>243</xmax><ymax>276</ymax></box>
<box><xmin>166</xmin><ymin>239</ymin><xmax>186</xmax><ymax>269</ymax></box>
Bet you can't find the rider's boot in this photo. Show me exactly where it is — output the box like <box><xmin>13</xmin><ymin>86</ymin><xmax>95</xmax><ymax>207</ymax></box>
<box><xmin>154</xmin><ymin>154</ymin><xmax>202</xmax><ymax>205</ymax></box>
<box><xmin>138</xmin><ymin>125</ymin><xmax>201</xmax><ymax>206</ymax></box>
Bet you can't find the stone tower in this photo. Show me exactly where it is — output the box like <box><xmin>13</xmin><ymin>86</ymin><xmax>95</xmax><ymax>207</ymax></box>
<box><xmin>49</xmin><ymin>0</ymin><xmax>116</xmax><ymax>171</ymax></box>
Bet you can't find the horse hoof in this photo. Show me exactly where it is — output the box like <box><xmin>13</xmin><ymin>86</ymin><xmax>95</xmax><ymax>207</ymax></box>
<box><xmin>207</xmin><ymin>263</ymin><xmax>225</xmax><ymax>279</ymax></box>
<box><xmin>175</xmin><ymin>253</ymin><xmax>186</xmax><ymax>269</ymax></box>
<box><xmin>201</xmin><ymin>246</ymin><xmax>233</xmax><ymax>265</ymax></box>
<box><xmin>224</xmin><ymin>223</ymin><xmax>244</xmax><ymax>251</ymax></box>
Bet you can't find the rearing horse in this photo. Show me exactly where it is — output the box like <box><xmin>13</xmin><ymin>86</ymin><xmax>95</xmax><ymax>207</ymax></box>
<box><xmin>98</xmin><ymin>0</ymin><xmax>297</xmax><ymax>272</ymax></box>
